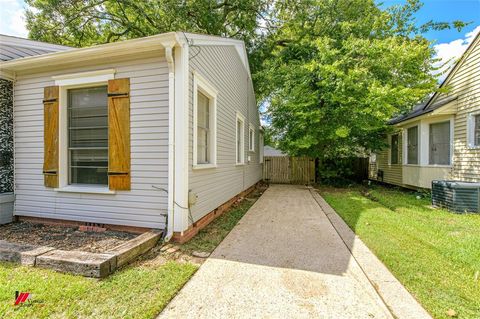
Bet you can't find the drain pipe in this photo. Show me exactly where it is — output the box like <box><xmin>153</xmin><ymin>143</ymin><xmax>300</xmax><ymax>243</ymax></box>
<box><xmin>164</xmin><ymin>45</ymin><xmax>175</xmax><ymax>242</ymax></box>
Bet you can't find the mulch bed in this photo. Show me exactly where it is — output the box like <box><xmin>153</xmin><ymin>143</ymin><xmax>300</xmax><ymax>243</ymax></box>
<box><xmin>0</xmin><ymin>222</ymin><xmax>136</xmax><ymax>253</ymax></box>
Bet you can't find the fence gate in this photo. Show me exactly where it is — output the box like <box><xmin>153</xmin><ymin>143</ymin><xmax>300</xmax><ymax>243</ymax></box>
<box><xmin>263</xmin><ymin>156</ymin><xmax>315</xmax><ymax>184</ymax></box>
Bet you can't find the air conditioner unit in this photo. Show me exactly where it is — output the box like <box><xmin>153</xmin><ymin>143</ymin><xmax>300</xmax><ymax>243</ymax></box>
<box><xmin>432</xmin><ymin>180</ymin><xmax>480</xmax><ymax>213</ymax></box>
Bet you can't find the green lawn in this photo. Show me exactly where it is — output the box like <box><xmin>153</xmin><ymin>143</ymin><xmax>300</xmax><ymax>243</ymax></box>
<box><xmin>0</xmin><ymin>186</ymin><xmax>265</xmax><ymax>319</ymax></box>
<box><xmin>319</xmin><ymin>185</ymin><xmax>480</xmax><ymax>319</ymax></box>
<box><xmin>180</xmin><ymin>188</ymin><xmax>264</xmax><ymax>254</ymax></box>
<box><xmin>0</xmin><ymin>260</ymin><xmax>197</xmax><ymax>319</ymax></box>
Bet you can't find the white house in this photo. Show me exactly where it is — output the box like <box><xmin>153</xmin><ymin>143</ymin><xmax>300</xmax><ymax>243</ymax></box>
<box><xmin>370</xmin><ymin>31</ymin><xmax>480</xmax><ymax>189</ymax></box>
<box><xmin>0</xmin><ymin>32</ymin><xmax>263</xmax><ymax>241</ymax></box>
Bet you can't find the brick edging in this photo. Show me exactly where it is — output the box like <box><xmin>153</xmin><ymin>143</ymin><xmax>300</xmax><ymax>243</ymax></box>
<box><xmin>17</xmin><ymin>216</ymin><xmax>152</xmax><ymax>234</ymax></box>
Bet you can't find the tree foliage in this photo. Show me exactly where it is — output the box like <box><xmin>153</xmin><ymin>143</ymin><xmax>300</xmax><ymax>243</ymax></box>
<box><xmin>257</xmin><ymin>0</ymin><xmax>465</xmax><ymax>159</ymax></box>
<box><xmin>25</xmin><ymin>0</ymin><xmax>467</xmax><ymax>159</ymax></box>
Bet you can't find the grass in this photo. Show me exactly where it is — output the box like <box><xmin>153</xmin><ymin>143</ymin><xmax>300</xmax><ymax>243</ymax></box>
<box><xmin>180</xmin><ymin>189</ymin><xmax>263</xmax><ymax>254</ymax></box>
<box><xmin>0</xmin><ymin>260</ymin><xmax>197</xmax><ymax>319</ymax></box>
<box><xmin>319</xmin><ymin>185</ymin><xmax>480</xmax><ymax>319</ymax></box>
<box><xmin>0</xmin><ymin>186</ymin><xmax>265</xmax><ymax>318</ymax></box>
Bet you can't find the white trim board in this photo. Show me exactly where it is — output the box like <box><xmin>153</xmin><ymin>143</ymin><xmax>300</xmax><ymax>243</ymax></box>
<box><xmin>53</xmin><ymin>69</ymin><xmax>115</xmax><ymax>86</ymax></box>
<box><xmin>192</xmin><ymin>72</ymin><xmax>218</xmax><ymax>169</ymax></box>
<box><xmin>236</xmin><ymin>112</ymin><xmax>246</xmax><ymax>165</ymax></box>
<box><xmin>467</xmin><ymin>110</ymin><xmax>480</xmax><ymax>149</ymax></box>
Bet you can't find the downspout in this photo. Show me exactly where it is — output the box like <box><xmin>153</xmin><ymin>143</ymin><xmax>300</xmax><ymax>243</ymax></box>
<box><xmin>165</xmin><ymin>45</ymin><xmax>175</xmax><ymax>242</ymax></box>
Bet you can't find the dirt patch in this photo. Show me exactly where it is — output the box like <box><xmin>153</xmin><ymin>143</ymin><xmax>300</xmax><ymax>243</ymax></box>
<box><xmin>0</xmin><ymin>222</ymin><xmax>136</xmax><ymax>253</ymax></box>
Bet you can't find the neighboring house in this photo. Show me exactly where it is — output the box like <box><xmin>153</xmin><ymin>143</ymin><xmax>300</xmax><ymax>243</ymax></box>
<box><xmin>0</xmin><ymin>32</ymin><xmax>263</xmax><ymax>241</ymax></box>
<box><xmin>0</xmin><ymin>35</ymin><xmax>69</xmax><ymax>224</ymax></box>
<box><xmin>264</xmin><ymin>145</ymin><xmax>286</xmax><ymax>157</ymax></box>
<box><xmin>370</xmin><ymin>32</ymin><xmax>480</xmax><ymax>189</ymax></box>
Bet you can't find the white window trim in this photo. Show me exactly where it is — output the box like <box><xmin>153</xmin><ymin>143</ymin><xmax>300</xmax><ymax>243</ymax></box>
<box><xmin>467</xmin><ymin>110</ymin><xmax>480</xmax><ymax>149</ymax></box>
<box><xmin>248</xmin><ymin>124</ymin><xmax>255</xmax><ymax>152</ymax></box>
<box><xmin>54</xmin><ymin>71</ymin><xmax>115</xmax><ymax>194</ymax></box>
<box><xmin>54</xmin><ymin>185</ymin><xmax>115</xmax><ymax>195</ymax></box>
<box><xmin>423</xmin><ymin>117</ymin><xmax>454</xmax><ymax>167</ymax></box>
<box><xmin>192</xmin><ymin>73</ymin><xmax>218</xmax><ymax>170</ymax></box>
<box><xmin>53</xmin><ymin>69</ymin><xmax>115</xmax><ymax>86</ymax></box>
<box><xmin>236</xmin><ymin>112</ymin><xmax>246</xmax><ymax>165</ymax></box>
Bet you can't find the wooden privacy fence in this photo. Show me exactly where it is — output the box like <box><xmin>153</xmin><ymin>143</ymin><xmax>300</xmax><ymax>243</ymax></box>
<box><xmin>263</xmin><ymin>157</ymin><xmax>315</xmax><ymax>184</ymax></box>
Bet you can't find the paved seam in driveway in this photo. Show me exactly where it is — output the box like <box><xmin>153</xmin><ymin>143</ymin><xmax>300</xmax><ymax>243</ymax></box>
<box><xmin>160</xmin><ymin>185</ymin><xmax>396</xmax><ymax>318</ymax></box>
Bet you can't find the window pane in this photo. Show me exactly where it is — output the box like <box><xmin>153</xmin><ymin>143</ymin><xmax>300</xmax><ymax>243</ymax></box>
<box><xmin>249</xmin><ymin>129</ymin><xmax>253</xmax><ymax>150</ymax></box>
<box><xmin>69</xmin><ymin>128</ymin><xmax>108</xmax><ymax>147</ymax></box>
<box><xmin>71</xmin><ymin>167</ymin><xmax>108</xmax><ymax>185</ymax></box>
<box><xmin>475</xmin><ymin>115</ymin><xmax>480</xmax><ymax>146</ymax></box>
<box><xmin>407</xmin><ymin>126</ymin><xmax>418</xmax><ymax>164</ymax></box>
<box><xmin>68</xmin><ymin>86</ymin><xmax>108</xmax><ymax>185</ymax></box>
<box><xmin>429</xmin><ymin>121</ymin><xmax>450</xmax><ymax>165</ymax></box>
<box><xmin>237</xmin><ymin>119</ymin><xmax>242</xmax><ymax>163</ymax></box>
<box><xmin>196</xmin><ymin>92</ymin><xmax>210</xmax><ymax>164</ymax></box>
<box><xmin>390</xmin><ymin>134</ymin><xmax>399</xmax><ymax>164</ymax></box>
<box><xmin>197</xmin><ymin>92</ymin><xmax>209</xmax><ymax>128</ymax></box>
<box><xmin>197</xmin><ymin>128</ymin><xmax>209</xmax><ymax>164</ymax></box>
<box><xmin>70</xmin><ymin>149</ymin><xmax>108</xmax><ymax>185</ymax></box>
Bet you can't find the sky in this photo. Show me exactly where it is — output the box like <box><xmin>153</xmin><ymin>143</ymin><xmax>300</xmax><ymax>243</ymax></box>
<box><xmin>0</xmin><ymin>0</ymin><xmax>479</xmax><ymax>75</ymax></box>
<box><xmin>381</xmin><ymin>0</ymin><xmax>480</xmax><ymax>78</ymax></box>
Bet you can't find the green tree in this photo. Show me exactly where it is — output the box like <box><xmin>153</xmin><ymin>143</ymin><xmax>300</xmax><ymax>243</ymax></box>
<box><xmin>257</xmin><ymin>0</ymin><xmax>466</xmax><ymax>159</ymax></box>
<box><xmin>25</xmin><ymin>0</ymin><xmax>274</xmax><ymax>85</ymax></box>
<box><xmin>25</xmin><ymin>0</ymin><xmax>273</xmax><ymax>50</ymax></box>
<box><xmin>25</xmin><ymin>0</ymin><xmax>466</xmax><ymax>160</ymax></box>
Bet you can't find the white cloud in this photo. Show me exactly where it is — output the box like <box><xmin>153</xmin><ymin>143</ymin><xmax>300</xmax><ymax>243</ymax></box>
<box><xmin>433</xmin><ymin>25</ymin><xmax>480</xmax><ymax>81</ymax></box>
<box><xmin>0</xmin><ymin>0</ymin><xmax>28</xmax><ymax>38</ymax></box>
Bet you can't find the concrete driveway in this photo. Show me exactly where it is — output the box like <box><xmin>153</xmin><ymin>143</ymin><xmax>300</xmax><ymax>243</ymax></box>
<box><xmin>159</xmin><ymin>185</ymin><xmax>413</xmax><ymax>318</ymax></box>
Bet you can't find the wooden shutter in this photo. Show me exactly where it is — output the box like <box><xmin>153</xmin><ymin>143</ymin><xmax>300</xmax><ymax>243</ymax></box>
<box><xmin>108</xmin><ymin>78</ymin><xmax>131</xmax><ymax>190</ymax></box>
<box><xmin>43</xmin><ymin>86</ymin><xmax>59</xmax><ymax>188</ymax></box>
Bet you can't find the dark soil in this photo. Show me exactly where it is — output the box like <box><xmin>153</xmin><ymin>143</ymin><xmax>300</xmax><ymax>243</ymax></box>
<box><xmin>0</xmin><ymin>222</ymin><xmax>136</xmax><ymax>253</ymax></box>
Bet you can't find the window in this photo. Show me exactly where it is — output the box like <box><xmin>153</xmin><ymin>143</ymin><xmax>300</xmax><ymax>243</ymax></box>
<box><xmin>390</xmin><ymin>134</ymin><xmax>399</xmax><ymax>164</ymax></box>
<box><xmin>429</xmin><ymin>121</ymin><xmax>451</xmax><ymax>165</ymax></box>
<box><xmin>407</xmin><ymin>126</ymin><xmax>418</xmax><ymax>164</ymax></box>
<box><xmin>193</xmin><ymin>74</ymin><xmax>217</xmax><ymax>168</ymax></box>
<box><xmin>467</xmin><ymin>112</ymin><xmax>480</xmax><ymax>148</ymax></box>
<box><xmin>196</xmin><ymin>92</ymin><xmax>211</xmax><ymax>164</ymax></box>
<box><xmin>248</xmin><ymin>124</ymin><xmax>255</xmax><ymax>152</ymax></box>
<box><xmin>236</xmin><ymin>113</ymin><xmax>245</xmax><ymax>164</ymax></box>
<box><xmin>68</xmin><ymin>86</ymin><xmax>108</xmax><ymax>185</ymax></box>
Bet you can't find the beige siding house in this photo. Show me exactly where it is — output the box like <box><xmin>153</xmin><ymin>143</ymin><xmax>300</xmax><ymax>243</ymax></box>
<box><xmin>0</xmin><ymin>32</ymin><xmax>262</xmax><ymax>241</ymax></box>
<box><xmin>371</xmin><ymin>32</ymin><xmax>480</xmax><ymax>189</ymax></box>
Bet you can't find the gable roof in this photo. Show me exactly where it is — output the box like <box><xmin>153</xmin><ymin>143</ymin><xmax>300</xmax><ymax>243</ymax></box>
<box><xmin>0</xmin><ymin>34</ymin><xmax>70</xmax><ymax>61</ymax></box>
<box><xmin>390</xmin><ymin>30</ymin><xmax>480</xmax><ymax>125</ymax></box>
<box><xmin>389</xmin><ymin>95</ymin><xmax>458</xmax><ymax>125</ymax></box>
<box><xmin>424</xmin><ymin>31</ymin><xmax>480</xmax><ymax>110</ymax></box>
<box><xmin>0</xmin><ymin>32</ymin><xmax>251</xmax><ymax>77</ymax></box>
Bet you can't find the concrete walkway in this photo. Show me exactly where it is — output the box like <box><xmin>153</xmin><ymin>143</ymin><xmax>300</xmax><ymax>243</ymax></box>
<box><xmin>159</xmin><ymin>185</ymin><xmax>427</xmax><ymax>319</ymax></box>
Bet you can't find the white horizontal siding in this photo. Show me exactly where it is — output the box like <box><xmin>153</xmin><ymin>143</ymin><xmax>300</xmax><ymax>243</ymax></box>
<box><xmin>188</xmin><ymin>45</ymin><xmax>262</xmax><ymax>222</ymax></box>
<box><xmin>14</xmin><ymin>56</ymin><xmax>169</xmax><ymax>229</ymax></box>
<box><xmin>439</xmin><ymin>36</ymin><xmax>480</xmax><ymax>182</ymax></box>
